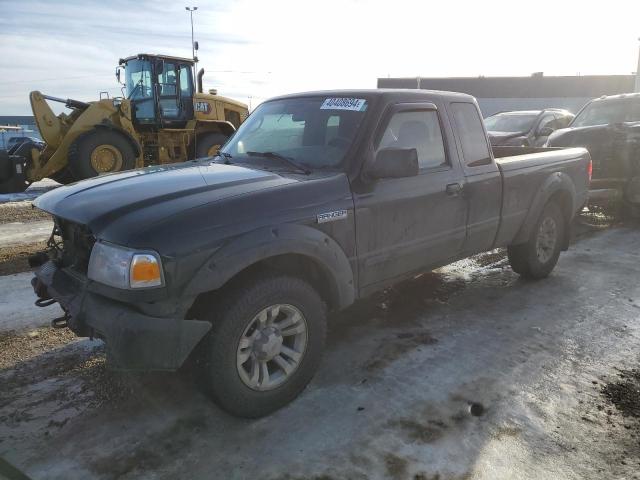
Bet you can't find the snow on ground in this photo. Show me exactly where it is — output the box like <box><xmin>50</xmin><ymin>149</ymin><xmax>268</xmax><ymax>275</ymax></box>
<box><xmin>0</xmin><ymin>178</ymin><xmax>59</xmax><ymax>204</ymax></box>
<box><xmin>0</xmin><ymin>272</ymin><xmax>59</xmax><ymax>332</ymax></box>
<box><xmin>1</xmin><ymin>226</ymin><xmax>640</xmax><ymax>479</ymax></box>
<box><xmin>0</xmin><ymin>220</ymin><xmax>53</xmax><ymax>247</ymax></box>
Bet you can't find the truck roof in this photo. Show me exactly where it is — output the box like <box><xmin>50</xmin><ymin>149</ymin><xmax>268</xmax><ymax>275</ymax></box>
<box><xmin>268</xmin><ymin>89</ymin><xmax>476</xmax><ymax>104</ymax></box>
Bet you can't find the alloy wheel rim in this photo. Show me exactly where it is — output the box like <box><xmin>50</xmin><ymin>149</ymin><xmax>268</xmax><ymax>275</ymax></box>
<box><xmin>90</xmin><ymin>144</ymin><xmax>123</xmax><ymax>172</ymax></box>
<box><xmin>535</xmin><ymin>216</ymin><xmax>557</xmax><ymax>264</ymax></box>
<box><xmin>236</xmin><ymin>304</ymin><xmax>308</xmax><ymax>391</ymax></box>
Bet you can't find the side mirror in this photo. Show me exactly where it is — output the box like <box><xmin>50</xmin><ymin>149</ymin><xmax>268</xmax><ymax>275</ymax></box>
<box><xmin>370</xmin><ymin>148</ymin><xmax>419</xmax><ymax>179</ymax></box>
<box><xmin>537</xmin><ymin>126</ymin><xmax>554</xmax><ymax>137</ymax></box>
<box><xmin>115</xmin><ymin>67</ymin><xmax>122</xmax><ymax>85</ymax></box>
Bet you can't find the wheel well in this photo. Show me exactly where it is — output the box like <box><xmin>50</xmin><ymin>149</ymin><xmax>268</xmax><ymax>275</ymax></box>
<box><xmin>186</xmin><ymin>254</ymin><xmax>340</xmax><ymax>320</ymax></box>
<box><xmin>196</xmin><ymin>121</ymin><xmax>235</xmax><ymax>138</ymax></box>
<box><xmin>548</xmin><ymin>190</ymin><xmax>573</xmax><ymax>223</ymax></box>
<box><xmin>548</xmin><ymin>190</ymin><xmax>573</xmax><ymax>249</ymax></box>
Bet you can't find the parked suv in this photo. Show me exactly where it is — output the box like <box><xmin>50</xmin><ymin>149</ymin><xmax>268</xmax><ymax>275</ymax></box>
<box><xmin>485</xmin><ymin>109</ymin><xmax>574</xmax><ymax>147</ymax></box>
<box><xmin>546</xmin><ymin>93</ymin><xmax>640</xmax><ymax>214</ymax></box>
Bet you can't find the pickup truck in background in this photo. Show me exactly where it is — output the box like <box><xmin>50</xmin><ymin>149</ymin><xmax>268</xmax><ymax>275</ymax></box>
<box><xmin>30</xmin><ymin>89</ymin><xmax>591</xmax><ymax>417</ymax></box>
<box><xmin>546</xmin><ymin>93</ymin><xmax>640</xmax><ymax>215</ymax></box>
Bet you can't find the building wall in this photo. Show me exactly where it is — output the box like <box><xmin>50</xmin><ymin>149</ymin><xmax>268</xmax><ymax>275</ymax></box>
<box><xmin>377</xmin><ymin>75</ymin><xmax>636</xmax><ymax>116</ymax></box>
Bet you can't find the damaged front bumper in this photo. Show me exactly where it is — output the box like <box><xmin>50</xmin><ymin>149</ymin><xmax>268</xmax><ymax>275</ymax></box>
<box><xmin>32</xmin><ymin>261</ymin><xmax>211</xmax><ymax>371</ymax></box>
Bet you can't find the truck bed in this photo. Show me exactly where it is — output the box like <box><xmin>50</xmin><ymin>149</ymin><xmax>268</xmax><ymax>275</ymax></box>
<box><xmin>492</xmin><ymin>146</ymin><xmax>591</xmax><ymax>248</ymax></box>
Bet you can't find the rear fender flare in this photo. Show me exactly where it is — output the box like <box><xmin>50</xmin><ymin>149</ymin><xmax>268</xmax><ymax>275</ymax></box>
<box><xmin>183</xmin><ymin>224</ymin><xmax>355</xmax><ymax>309</ymax></box>
<box><xmin>513</xmin><ymin>171</ymin><xmax>576</xmax><ymax>247</ymax></box>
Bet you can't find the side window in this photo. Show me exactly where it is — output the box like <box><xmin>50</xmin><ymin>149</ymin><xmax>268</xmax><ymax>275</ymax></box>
<box><xmin>225</xmin><ymin>109</ymin><xmax>241</xmax><ymax>128</ymax></box>
<box><xmin>450</xmin><ymin>102</ymin><xmax>491</xmax><ymax>167</ymax></box>
<box><xmin>555</xmin><ymin>113</ymin><xmax>571</xmax><ymax>129</ymax></box>
<box><xmin>378</xmin><ymin>110</ymin><xmax>447</xmax><ymax>169</ymax></box>
<box><xmin>179</xmin><ymin>66</ymin><xmax>193</xmax><ymax>97</ymax></box>
<box><xmin>537</xmin><ymin>114</ymin><xmax>556</xmax><ymax>132</ymax></box>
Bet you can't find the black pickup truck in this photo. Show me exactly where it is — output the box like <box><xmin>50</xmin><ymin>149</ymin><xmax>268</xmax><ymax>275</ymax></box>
<box><xmin>31</xmin><ymin>89</ymin><xmax>590</xmax><ymax>417</ymax></box>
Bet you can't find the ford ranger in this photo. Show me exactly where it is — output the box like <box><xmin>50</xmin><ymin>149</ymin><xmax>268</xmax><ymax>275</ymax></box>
<box><xmin>30</xmin><ymin>89</ymin><xmax>591</xmax><ymax>417</ymax></box>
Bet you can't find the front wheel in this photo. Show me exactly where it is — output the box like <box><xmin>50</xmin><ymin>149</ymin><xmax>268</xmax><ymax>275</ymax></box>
<box><xmin>195</xmin><ymin>132</ymin><xmax>229</xmax><ymax>158</ymax></box>
<box><xmin>68</xmin><ymin>130</ymin><xmax>136</xmax><ymax>180</ymax></box>
<box><xmin>200</xmin><ymin>274</ymin><xmax>327</xmax><ymax>418</ymax></box>
<box><xmin>508</xmin><ymin>201</ymin><xmax>565</xmax><ymax>279</ymax></box>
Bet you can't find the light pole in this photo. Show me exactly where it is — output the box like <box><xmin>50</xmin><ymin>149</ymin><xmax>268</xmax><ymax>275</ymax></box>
<box><xmin>635</xmin><ymin>37</ymin><xmax>640</xmax><ymax>93</ymax></box>
<box><xmin>185</xmin><ymin>7</ymin><xmax>198</xmax><ymax>74</ymax></box>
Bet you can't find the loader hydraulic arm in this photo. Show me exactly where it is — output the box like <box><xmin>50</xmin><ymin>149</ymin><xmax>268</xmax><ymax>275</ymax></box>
<box><xmin>29</xmin><ymin>91</ymin><xmax>89</xmax><ymax>149</ymax></box>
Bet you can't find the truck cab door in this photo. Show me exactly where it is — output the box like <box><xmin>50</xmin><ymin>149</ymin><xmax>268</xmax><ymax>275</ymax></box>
<box><xmin>448</xmin><ymin>101</ymin><xmax>502</xmax><ymax>255</ymax></box>
<box><xmin>353</xmin><ymin>102</ymin><xmax>468</xmax><ymax>294</ymax></box>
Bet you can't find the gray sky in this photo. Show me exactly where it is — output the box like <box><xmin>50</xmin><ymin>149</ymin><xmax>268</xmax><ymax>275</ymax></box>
<box><xmin>1</xmin><ymin>0</ymin><xmax>639</xmax><ymax>115</ymax></box>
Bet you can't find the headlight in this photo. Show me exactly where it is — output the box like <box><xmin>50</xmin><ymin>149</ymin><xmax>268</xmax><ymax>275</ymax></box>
<box><xmin>88</xmin><ymin>241</ymin><xmax>164</xmax><ymax>289</ymax></box>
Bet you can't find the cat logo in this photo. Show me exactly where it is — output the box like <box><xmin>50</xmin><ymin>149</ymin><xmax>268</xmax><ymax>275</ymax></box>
<box><xmin>195</xmin><ymin>101</ymin><xmax>211</xmax><ymax>114</ymax></box>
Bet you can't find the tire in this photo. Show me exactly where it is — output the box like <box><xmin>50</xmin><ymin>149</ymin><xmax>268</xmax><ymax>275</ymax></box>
<box><xmin>507</xmin><ymin>202</ymin><xmax>565</xmax><ymax>279</ymax></box>
<box><xmin>50</xmin><ymin>168</ymin><xmax>76</xmax><ymax>185</ymax></box>
<box><xmin>68</xmin><ymin>130</ymin><xmax>136</xmax><ymax>180</ymax></box>
<box><xmin>200</xmin><ymin>273</ymin><xmax>327</xmax><ymax>418</ymax></box>
<box><xmin>195</xmin><ymin>132</ymin><xmax>229</xmax><ymax>158</ymax></box>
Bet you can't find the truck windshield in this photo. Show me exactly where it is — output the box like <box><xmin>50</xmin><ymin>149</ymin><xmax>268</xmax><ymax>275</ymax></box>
<box><xmin>572</xmin><ymin>98</ymin><xmax>640</xmax><ymax>127</ymax></box>
<box><xmin>220</xmin><ymin>96</ymin><xmax>369</xmax><ymax>169</ymax></box>
<box><xmin>484</xmin><ymin>113</ymin><xmax>538</xmax><ymax>132</ymax></box>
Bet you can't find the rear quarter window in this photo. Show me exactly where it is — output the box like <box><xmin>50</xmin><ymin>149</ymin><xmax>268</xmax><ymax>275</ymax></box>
<box><xmin>451</xmin><ymin>102</ymin><xmax>491</xmax><ymax>167</ymax></box>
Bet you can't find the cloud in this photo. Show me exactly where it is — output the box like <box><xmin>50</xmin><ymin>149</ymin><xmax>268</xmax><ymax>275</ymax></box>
<box><xmin>1</xmin><ymin>0</ymin><xmax>639</xmax><ymax>115</ymax></box>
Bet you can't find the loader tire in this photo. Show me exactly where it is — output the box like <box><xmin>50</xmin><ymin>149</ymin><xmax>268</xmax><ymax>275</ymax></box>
<box><xmin>68</xmin><ymin>130</ymin><xmax>135</xmax><ymax>180</ymax></box>
<box><xmin>195</xmin><ymin>132</ymin><xmax>229</xmax><ymax>158</ymax></box>
<box><xmin>50</xmin><ymin>168</ymin><xmax>75</xmax><ymax>185</ymax></box>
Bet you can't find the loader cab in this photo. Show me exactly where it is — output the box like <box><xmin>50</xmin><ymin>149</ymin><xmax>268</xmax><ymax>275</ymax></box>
<box><xmin>121</xmin><ymin>54</ymin><xmax>195</xmax><ymax>128</ymax></box>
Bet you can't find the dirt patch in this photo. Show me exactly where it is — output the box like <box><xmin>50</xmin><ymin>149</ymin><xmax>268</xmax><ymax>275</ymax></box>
<box><xmin>472</xmin><ymin>249</ymin><xmax>507</xmax><ymax>268</ymax></box>
<box><xmin>390</xmin><ymin>418</ymin><xmax>447</xmax><ymax>444</ymax></box>
<box><xmin>0</xmin><ymin>327</ymin><xmax>75</xmax><ymax>371</ymax></box>
<box><xmin>0</xmin><ymin>241</ymin><xmax>46</xmax><ymax>275</ymax></box>
<box><xmin>602</xmin><ymin>369</ymin><xmax>640</xmax><ymax>419</ymax></box>
<box><xmin>364</xmin><ymin>331</ymin><xmax>437</xmax><ymax>372</ymax></box>
<box><xmin>384</xmin><ymin>452</ymin><xmax>409</xmax><ymax>480</ymax></box>
<box><xmin>0</xmin><ymin>202</ymin><xmax>50</xmax><ymax>224</ymax></box>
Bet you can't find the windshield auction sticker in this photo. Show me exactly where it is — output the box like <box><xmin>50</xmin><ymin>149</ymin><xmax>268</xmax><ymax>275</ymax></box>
<box><xmin>320</xmin><ymin>98</ymin><xmax>367</xmax><ymax>111</ymax></box>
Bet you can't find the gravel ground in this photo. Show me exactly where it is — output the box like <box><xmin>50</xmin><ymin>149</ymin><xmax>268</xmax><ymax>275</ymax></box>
<box><xmin>1</xmin><ymin>224</ymin><xmax>640</xmax><ymax>479</ymax></box>
<box><xmin>0</xmin><ymin>202</ymin><xmax>50</xmax><ymax>224</ymax></box>
<box><xmin>0</xmin><ymin>241</ymin><xmax>47</xmax><ymax>276</ymax></box>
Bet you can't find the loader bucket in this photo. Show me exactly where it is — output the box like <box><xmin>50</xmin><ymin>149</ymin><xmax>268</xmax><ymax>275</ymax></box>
<box><xmin>0</xmin><ymin>145</ymin><xmax>32</xmax><ymax>194</ymax></box>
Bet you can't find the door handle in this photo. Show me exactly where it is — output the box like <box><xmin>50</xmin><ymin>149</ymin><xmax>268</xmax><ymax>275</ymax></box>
<box><xmin>445</xmin><ymin>183</ymin><xmax>463</xmax><ymax>196</ymax></box>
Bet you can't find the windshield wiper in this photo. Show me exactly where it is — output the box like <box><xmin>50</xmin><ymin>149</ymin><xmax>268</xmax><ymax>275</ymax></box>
<box><xmin>246</xmin><ymin>151</ymin><xmax>310</xmax><ymax>175</ymax></box>
<box><xmin>216</xmin><ymin>151</ymin><xmax>233</xmax><ymax>164</ymax></box>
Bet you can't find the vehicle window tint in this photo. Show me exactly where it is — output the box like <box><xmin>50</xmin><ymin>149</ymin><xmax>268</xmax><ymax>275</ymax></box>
<box><xmin>378</xmin><ymin>110</ymin><xmax>446</xmax><ymax>169</ymax></box>
<box><xmin>537</xmin><ymin>115</ymin><xmax>556</xmax><ymax>132</ymax></box>
<box><xmin>225</xmin><ymin>109</ymin><xmax>241</xmax><ymax>128</ymax></box>
<box><xmin>451</xmin><ymin>102</ymin><xmax>491</xmax><ymax>167</ymax></box>
<box><xmin>179</xmin><ymin>66</ymin><xmax>193</xmax><ymax>97</ymax></box>
<box><xmin>554</xmin><ymin>113</ymin><xmax>572</xmax><ymax>129</ymax></box>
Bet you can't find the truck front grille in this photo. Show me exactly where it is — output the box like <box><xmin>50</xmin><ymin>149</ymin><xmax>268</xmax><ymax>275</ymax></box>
<box><xmin>50</xmin><ymin>218</ymin><xmax>95</xmax><ymax>274</ymax></box>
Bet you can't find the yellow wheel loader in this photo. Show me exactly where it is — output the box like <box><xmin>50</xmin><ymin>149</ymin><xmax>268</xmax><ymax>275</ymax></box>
<box><xmin>0</xmin><ymin>53</ymin><xmax>248</xmax><ymax>193</ymax></box>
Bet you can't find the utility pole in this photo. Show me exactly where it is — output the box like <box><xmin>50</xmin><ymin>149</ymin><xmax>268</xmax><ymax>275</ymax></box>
<box><xmin>185</xmin><ymin>7</ymin><xmax>198</xmax><ymax>75</ymax></box>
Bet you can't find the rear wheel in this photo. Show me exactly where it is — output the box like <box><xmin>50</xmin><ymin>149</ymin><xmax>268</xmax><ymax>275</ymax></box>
<box><xmin>199</xmin><ymin>273</ymin><xmax>327</xmax><ymax>418</ymax></box>
<box><xmin>68</xmin><ymin>130</ymin><xmax>136</xmax><ymax>180</ymax></box>
<box><xmin>507</xmin><ymin>201</ymin><xmax>565</xmax><ymax>279</ymax></box>
<box><xmin>195</xmin><ymin>132</ymin><xmax>229</xmax><ymax>158</ymax></box>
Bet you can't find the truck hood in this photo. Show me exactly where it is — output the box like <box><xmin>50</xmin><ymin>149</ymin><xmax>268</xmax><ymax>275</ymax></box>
<box><xmin>34</xmin><ymin>161</ymin><xmax>297</xmax><ymax>240</ymax></box>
